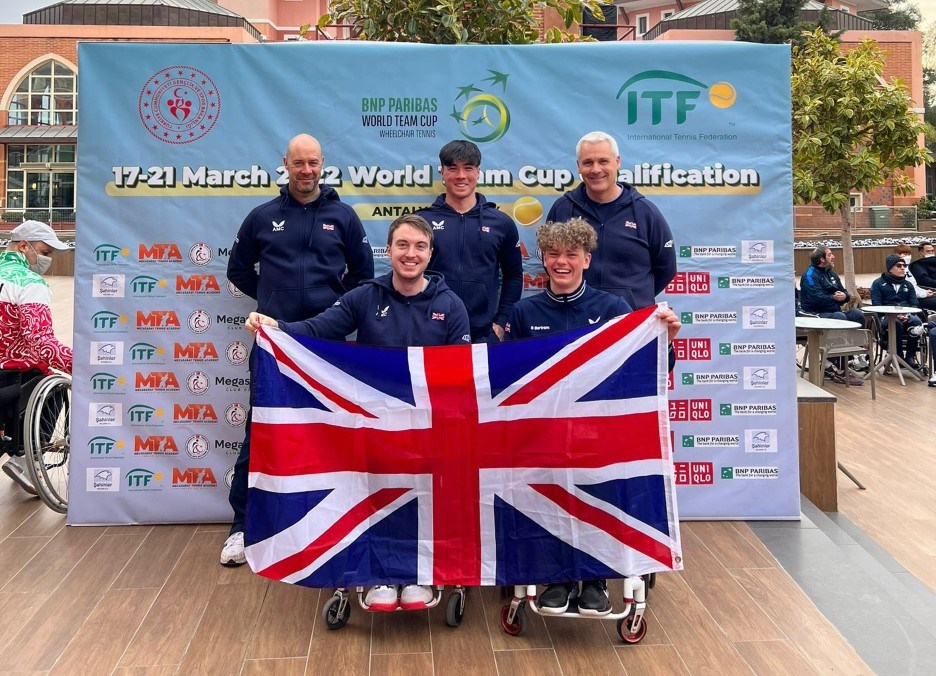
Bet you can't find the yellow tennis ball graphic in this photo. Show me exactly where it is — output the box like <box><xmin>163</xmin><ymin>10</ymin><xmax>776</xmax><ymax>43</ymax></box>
<box><xmin>708</xmin><ymin>82</ymin><xmax>736</xmax><ymax>109</ymax></box>
<box><xmin>513</xmin><ymin>196</ymin><xmax>544</xmax><ymax>227</ymax></box>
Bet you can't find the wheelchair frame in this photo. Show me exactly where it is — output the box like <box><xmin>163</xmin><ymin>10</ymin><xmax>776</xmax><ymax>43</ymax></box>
<box><xmin>1</xmin><ymin>371</ymin><xmax>71</xmax><ymax>513</ymax></box>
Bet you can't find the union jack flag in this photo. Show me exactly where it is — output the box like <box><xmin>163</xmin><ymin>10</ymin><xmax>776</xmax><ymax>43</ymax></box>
<box><xmin>245</xmin><ymin>305</ymin><xmax>682</xmax><ymax>587</ymax></box>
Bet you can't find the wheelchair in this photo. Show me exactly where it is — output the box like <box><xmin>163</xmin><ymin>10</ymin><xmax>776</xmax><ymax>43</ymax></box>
<box><xmin>0</xmin><ymin>369</ymin><xmax>71</xmax><ymax>513</ymax></box>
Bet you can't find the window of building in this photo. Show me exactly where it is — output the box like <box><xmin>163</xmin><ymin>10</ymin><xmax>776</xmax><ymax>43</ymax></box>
<box><xmin>8</xmin><ymin>60</ymin><xmax>77</xmax><ymax>126</ymax></box>
<box><xmin>661</xmin><ymin>10</ymin><xmax>675</xmax><ymax>19</ymax></box>
<box><xmin>636</xmin><ymin>14</ymin><xmax>649</xmax><ymax>36</ymax></box>
<box><xmin>849</xmin><ymin>193</ymin><xmax>863</xmax><ymax>212</ymax></box>
<box><xmin>5</xmin><ymin>144</ymin><xmax>76</xmax><ymax>216</ymax></box>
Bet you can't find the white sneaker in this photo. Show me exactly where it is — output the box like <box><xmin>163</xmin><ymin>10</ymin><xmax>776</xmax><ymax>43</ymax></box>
<box><xmin>399</xmin><ymin>584</ymin><xmax>433</xmax><ymax>610</ymax></box>
<box><xmin>2</xmin><ymin>456</ymin><xmax>37</xmax><ymax>496</ymax></box>
<box><xmin>364</xmin><ymin>585</ymin><xmax>399</xmax><ymax>611</ymax></box>
<box><xmin>219</xmin><ymin>531</ymin><xmax>247</xmax><ymax>567</ymax></box>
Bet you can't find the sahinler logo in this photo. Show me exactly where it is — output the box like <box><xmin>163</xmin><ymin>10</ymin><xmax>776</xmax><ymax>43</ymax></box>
<box><xmin>91</xmin><ymin>341</ymin><xmax>122</xmax><ymax>365</ymax></box>
<box><xmin>87</xmin><ymin>467</ymin><xmax>119</xmax><ymax>492</ymax></box>
<box><xmin>616</xmin><ymin>71</ymin><xmax>736</xmax><ymax>125</ymax></box>
<box><xmin>92</xmin><ymin>274</ymin><xmax>124</xmax><ymax>298</ymax></box>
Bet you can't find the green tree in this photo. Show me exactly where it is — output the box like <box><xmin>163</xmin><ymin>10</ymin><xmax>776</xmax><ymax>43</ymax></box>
<box><xmin>792</xmin><ymin>29</ymin><xmax>930</xmax><ymax>296</ymax></box>
<box><xmin>309</xmin><ymin>0</ymin><xmax>601</xmax><ymax>43</ymax></box>
<box><xmin>859</xmin><ymin>0</ymin><xmax>920</xmax><ymax>31</ymax></box>
<box><xmin>731</xmin><ymin>0</ymin><xmax>831</xmax><ymax>48</ymax></box>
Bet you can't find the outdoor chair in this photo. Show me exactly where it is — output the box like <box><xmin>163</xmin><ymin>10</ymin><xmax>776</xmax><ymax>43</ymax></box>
<box><xmin>819</xmin><ymin>327</ymin><xmax>876</xmax><ymax>400</ymax></box>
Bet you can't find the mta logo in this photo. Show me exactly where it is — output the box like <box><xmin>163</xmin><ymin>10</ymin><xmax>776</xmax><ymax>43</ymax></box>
<box><xmin>128</xmin><ymin>404</ymin><xmax>161</xmax><ymax>423</ymax></box>
<box><xmin>88</xmin><ymin>435</ymin><xmax>121</xmax><ymax>455</ymax></box>
<box><xmin>139</xmin><ymin>243</ymin><xmax>182</xmax><ymax>261</ymax></box>
<box><xmin>134</xmin><ymin>435</ymin><xmax>178</xmax><ymax>454</ymax></box>
<box><xmin>176</xmin><ymin>274</ymin><xmax>220</xmax><ymax>293</ymax></box>
<box><xmin>135</xmin><ymin>371</ymin><xmax>180</xmax><ymax>390</ymax></box>
<box><xmin>127</xmin><ymin>468</ymin><xmax>161</xmax><ymax>487</ymax></box>
<box><xmin>172</xmin><ymin>467</ymin><xmax>217</xmax><ymax>486</ymax></box>
<box><xmin>616</xmin><ymin>71</ymin><xmax>736</xmax><ymax>125</ymax></box>
<box><xmin>93</xmin><ymin>244</ymin><xmax>126</xmax><ymax>263</ymax></box>
<box><xmin>173</xmin><ymin>403</ymin><xmax>218</xmax><ymax>422</ymax></box>
<box><xmin>137</xmin><ymin>310</ymin><xmax>180</xmax><ymax>329</ymax></box>
<box><xmin>174</xmin><ymin>342</ymin><xmax>218</xmax><ymax>361</ymax></box>
<box><xmin>92</xmin><ymin>311</ymin><xmax>125</xmax><ymax>329</ymax></box>
<box><xmin>131</xmin><ymin>275</ymin><xmax>165</xmax><ymax>294</ymax></box>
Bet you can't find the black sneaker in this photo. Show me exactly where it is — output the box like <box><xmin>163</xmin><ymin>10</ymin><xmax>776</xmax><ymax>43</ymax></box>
<box><xmin>823</xmin><ymin>366</ymin><xmax>837</xmax><ymax>380</ymax></box>
<box><xmin>538</xmin><ymin>582</ymin><xmax>577</xmax><ymax>614</ymax></box>
<box><xmin>577</xmin><ymin>580</ymin><xmax>612</xmax><ymax>616</ymax></box>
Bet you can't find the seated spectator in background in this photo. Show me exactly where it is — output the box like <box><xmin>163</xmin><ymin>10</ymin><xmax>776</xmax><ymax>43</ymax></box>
<box><xmin>894</xmin><ymin>243</ymin><xmax>936</xmax><ymax>311</ymax></box>
<box><xmin>799</xmin><ymin>247</ymin><xmax>864</xmax><ymax>385</ymax></box>
<box><xmin>909</xmin><ymin>241</ymin><xmax>936</xmax><ymax>312</ymax></box>
<box><xmin>870</xmin><ymin>254</ymin><xmax>936</xmax><ymax>374</ymax></box>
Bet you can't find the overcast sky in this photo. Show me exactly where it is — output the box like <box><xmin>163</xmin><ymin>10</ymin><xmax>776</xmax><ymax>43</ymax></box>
<box><xmin>1</xmin><ymin>0</ymin><xmax>936</xmax><ymax>28</ymax></box>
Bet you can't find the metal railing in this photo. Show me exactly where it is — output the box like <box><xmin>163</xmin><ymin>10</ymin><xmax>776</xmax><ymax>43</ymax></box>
<box><xmin>794</xmin><ymin>205</ymin><xmax>918</xmax><ymax>233</ymax></box>
<box><xmin>0</xmin><ymin>209</ymin><xmax>75</xmax><ymax>226</ymax></box>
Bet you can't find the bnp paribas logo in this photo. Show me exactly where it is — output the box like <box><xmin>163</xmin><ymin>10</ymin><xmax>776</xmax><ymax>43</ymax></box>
<box><xmin>616</xmin><ymin>71</ymin><xmax>736</xmax><ymax>125</ymax></box>
<box><xmin>450</xmin><ymin>70</ymin><xmax>511</xmax><ymax>143</ymax></box>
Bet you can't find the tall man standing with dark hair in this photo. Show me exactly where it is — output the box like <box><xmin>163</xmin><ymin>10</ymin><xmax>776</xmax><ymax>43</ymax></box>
<box><xmin>221</xmin><ymin>133</ymin><xmax>374</xmax><ymax>566</ymax></box>
<box><xmin>547</xmin><ymin>131</ymin><xmax>677</xmax><ymax>309</ymax></box>
<box><xmin>416</xmin><ymin>140</ymin><xmax>523</xmax><ymax>342</ymax></box>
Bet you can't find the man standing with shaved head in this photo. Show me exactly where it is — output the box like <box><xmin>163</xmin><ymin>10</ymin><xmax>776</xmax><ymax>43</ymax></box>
<box><xmin>222</xmin><ymin>133</ymin><xmax>374</xmax><ymax>566</ymax></box>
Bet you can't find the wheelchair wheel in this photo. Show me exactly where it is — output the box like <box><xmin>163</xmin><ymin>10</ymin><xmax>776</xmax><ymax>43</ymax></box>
<box><xmin>24</xmin><ymin>374</ymin><xmax>71</xmax><ymax>513</ymax></box>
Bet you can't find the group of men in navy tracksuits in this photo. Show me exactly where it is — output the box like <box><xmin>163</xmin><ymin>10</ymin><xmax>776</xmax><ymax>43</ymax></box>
<box><xmin>223</xmin><ymin>131</ymin><xmax>680</xmax><ymax>615</ymax></box>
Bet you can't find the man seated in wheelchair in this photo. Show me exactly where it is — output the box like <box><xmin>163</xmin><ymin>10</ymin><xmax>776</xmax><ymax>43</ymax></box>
<box><xmin>870</xmin><ymin>254</ymin><xmax>936</xmax><ymax>382</ymax></box>
<box><xmin>0</xmin><ymin>221</ymin><xmax>72</xmax><ymax>494</ymax></box>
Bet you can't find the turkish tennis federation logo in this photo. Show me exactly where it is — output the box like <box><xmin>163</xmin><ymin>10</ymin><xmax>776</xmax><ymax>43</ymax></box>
<box><xmin>450</xmin><ymin>70</ymin><xmax>511</xmax><ymax>143</ymax></box>
<box><xmin>139</xmin><ymin>67</ymin><xmax>220</xmax><ymax>144</ymax></box>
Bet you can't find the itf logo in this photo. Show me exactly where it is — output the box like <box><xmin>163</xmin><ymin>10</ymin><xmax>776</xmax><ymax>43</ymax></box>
<box><xmin>616</xmin><ymin>71</ymin><xmax>736</xmax><ymax>125</ymax></box>
<box><xmin>93</xmin><ymin>244</ymin><xmax>129</xmax><ymax>264</ymax></box>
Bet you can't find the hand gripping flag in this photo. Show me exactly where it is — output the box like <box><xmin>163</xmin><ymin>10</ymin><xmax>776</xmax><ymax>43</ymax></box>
<box><xmin>245</xmin><ymin>304</ymin><xmax>682</xmax><ymax>587</ymax></box>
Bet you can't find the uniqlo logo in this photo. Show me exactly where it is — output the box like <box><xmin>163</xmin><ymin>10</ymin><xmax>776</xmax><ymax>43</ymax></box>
<box><xmin>673</xmin><ymin>338</ymin><xmax>712</xmax><ymax>361</ymax></box>
<box><xmin>674</xmin><ymin>462</ymin><xmax>715</xmax><ymax>485</ymax></box>
<box><xmin>667</xmin><ymin>371</ymin><xmax>674</xmax><ymax>391</ymax></box>
<box><xmin>669</xmin><ymin>399</ymin><xmax>712</xmax><ymax>422</ymax></box>
<box><xmin>665</xmin><ymin>272</ymin><xmax>710</xmax><ymax>295</ymax></box>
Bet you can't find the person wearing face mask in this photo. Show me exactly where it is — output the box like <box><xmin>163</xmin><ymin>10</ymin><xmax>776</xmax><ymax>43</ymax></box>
<box><xmin>0</xmin><ymin>220</ymin><xmax>72</xmax><ymax>494</ymax></box>
<box><xmin>893</xmin><ymin>243</ymin><xmax>936</xmax><ymax>311</ymax></box>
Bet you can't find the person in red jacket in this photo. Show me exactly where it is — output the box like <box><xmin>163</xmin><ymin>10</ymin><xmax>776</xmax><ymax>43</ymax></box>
<box><xmin>0</xmin><ymin>221</ymin><xmax>71</xmax><ymax>495</ymax></box>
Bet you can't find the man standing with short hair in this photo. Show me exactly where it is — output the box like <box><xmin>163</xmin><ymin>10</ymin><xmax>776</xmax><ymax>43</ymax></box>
<box><xmin>0</xmin><ymin>221</ymin><xmax>72</xmax><ymax>494</ymax></box>
<box><xmin>416</xmin><ymin>140</ymin><xmax>522</xmax><ymax>342</ymax></box>
<box><xmin>546</xmin><ymin>131</ymin><xmax>677</xmax><ymax>310</ymax></box>
<box><xmin>221</xmin><ymin>133</ymin><xmax>374</xmax><ymax>566</ymax></box>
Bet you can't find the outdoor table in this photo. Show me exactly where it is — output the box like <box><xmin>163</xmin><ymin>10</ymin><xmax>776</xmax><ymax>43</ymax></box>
<box><xmin>794</xmin><ymin>316</ymin><xmax>863</xmax><ymax>386</ymax></box>
<box><xmin>861</xmin><ymin>305</ymin><xmax>926</xmax><ymax>386</ymax></box>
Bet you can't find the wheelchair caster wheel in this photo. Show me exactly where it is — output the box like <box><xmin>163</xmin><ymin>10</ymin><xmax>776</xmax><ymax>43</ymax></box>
<box><xmin>500</xmin><ymin>603</ymin><xmax>526</xmax><ymax>636</ymax></box>
<box><xmin>617</xmin><ymin>612</ymin><xmax>648</xmax><ymax>644</ymax></box>
<box><xmin>445</xmin><ymin>590</ymin><xmax>465</xmax><ymax>627</ymax></box>
<box><xmin>322</xmin><ymin>595</ymin><xmax>350</xmax><ymax>629</ymax></box>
